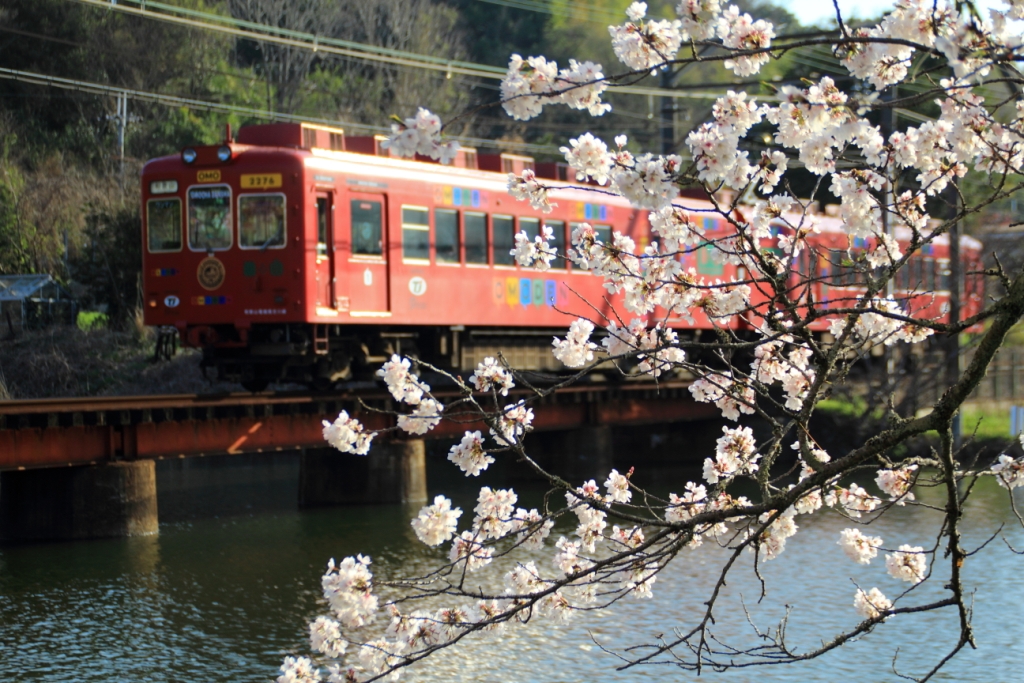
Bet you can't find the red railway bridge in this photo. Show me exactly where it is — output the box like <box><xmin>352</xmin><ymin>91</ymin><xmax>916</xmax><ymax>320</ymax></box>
<box><xmin>0</xmin><ymin>381</ymin><xmax>715</xmax><ymax>542</ymax></box>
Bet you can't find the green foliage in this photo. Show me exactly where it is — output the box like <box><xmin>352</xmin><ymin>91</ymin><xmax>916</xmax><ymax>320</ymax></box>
<box><xmin>77</xmin><ymin>310</ymin><xmax>109</xmax><ymax>331</ymax></box>
<box><xmin>70</xmin><ymin>205</ymin><xmax>143</xmax><ymax>329</ymax></box>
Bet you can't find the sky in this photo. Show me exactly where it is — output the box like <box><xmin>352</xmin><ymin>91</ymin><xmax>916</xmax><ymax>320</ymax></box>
<box><xmin>784</xmin><ymin>0</ymin><xmax>1005</xmax><ymax>25</ymax></box>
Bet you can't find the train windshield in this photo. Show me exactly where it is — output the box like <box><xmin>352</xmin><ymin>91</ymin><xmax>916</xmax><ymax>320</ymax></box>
<box><xmin>147</xmin><ymin>198</ymin><xmax>181</xmax><ymax>252</ymax></box>
<box><xmin>239</xmin><ymin>194</ymin><xmax>285</xmax><ymax>249</ymax></box>
<box><xmin>188</xmin><ymin>185</ymin><xmax>232</xmax><ymax>251</ymax></box>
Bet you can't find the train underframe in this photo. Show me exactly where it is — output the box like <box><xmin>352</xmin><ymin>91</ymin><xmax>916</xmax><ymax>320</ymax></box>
<box><xmin>192</xmin><ymin>322</ymin><xmax>587</xmax><ymax>392</ymax></box>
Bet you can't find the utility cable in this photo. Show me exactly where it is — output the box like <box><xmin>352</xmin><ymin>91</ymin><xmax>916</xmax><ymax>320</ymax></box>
<box><xmin>66</xmin><ymin>0</ymin><xmax>771</xmax><ymax>101</ymax></box>
<box><xmin>0</xmin><ymin>66</ymin><xmax>562</xmax><ymax>154</ymax></box>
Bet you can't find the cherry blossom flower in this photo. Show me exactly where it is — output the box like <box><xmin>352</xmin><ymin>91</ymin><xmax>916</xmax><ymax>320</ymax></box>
<box><xmin>552</xmin><ymin>318</ymin><xmax>598</xmax><ymax>368</ymax></box>
<box><xmin>992</xmin><ymin>454</ymin><xmax>1024</xmax><ymax>489</ymax></box>
<box><xmin>473</xmin><ymin>487</ymin><xmax>518</xmax><ymax>540</ymax></box>
<box><xmin>468</xmin><ymin>357</ymin><xmax>515</xmax><ymax>396</ymax></box>
<box><xmin>447</xmin><ymin>431</ymin><xmax>495</xmax><ymax>477</ymax></box>
<box><xmin>886</xmin><ymin>544</ymin><xmax>928</xmax><ymax>584</ymax></box>
<box><xmin>875</xmin><ymin>466</ymin><xmax>918</xmax><ymax>503</ymax></box>
<box><xmin>838</xmin><ymin>528</ymin><xmax>883</xmax><ymax>564</ymax></box>
<box><xmin>397</xmin><ymin>398</ymin><xmax>443</xmax><ymax>435</ymax></box>
<box><xmin>309</xmin><ymin>616</ymin><xmax>347</xmax><ymax>659</ymax></box>
<box><xmin>381</xmin><ymin>107</ymin><xmax>459</xmax><ymax>164</ymax></box>
<box><xmin>322</xmin><ymin>556</ymin><xmax>379</xmax><ymax>629</ymax></box>
<box><xmin>278</xmin><ymin>656</ymin><xmax>321</xmax><ymax>683</ymax></box>
<box><xmin>411</xmin><ymin>495</ymin><xmax>462</xmax><ymax>547</ymax></box>
<box><xmin>322</xmin><ymin>411</ymin><xmax>375</xmax><ymax>455</ymax></box>
<box><xmin>491</xmin><ymin>401</ymin><xmax>534</xmax><ymax>445</ymax></box>
<box><xmin>449</xmin><ymin>531</ymin><xmax>493</xmax><ymax>571</ymax></box>
<box><xmin>854</xmin><ymin>587</ymin><xmax>893</xmax><ymax>620</ymax></box>
<box><xmin>604</xmin><ymin>469</ymin><xmax>632</xmax><ymax>503</ymax></box>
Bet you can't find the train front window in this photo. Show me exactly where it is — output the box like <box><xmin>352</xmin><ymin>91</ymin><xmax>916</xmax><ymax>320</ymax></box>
<box><xmin>239</xmin><ymin>194</ymin><xmax>285</xmax><ymax>249</ymax></box>
<box><xmin>493</xmin><ymin>215</ymin><xmax>515</xmax><ymax>266</ymax></box>
<box><xmin>435</xmin><ymin>209</ymin><xmax>459</xmax><ymax>263</ymax></box>
<box><xmin>351</xmin><ymin>200</ymin><xmax>382</xmax><ymax>256</ymax></box>
<box><xmin>465</xmin><ymin>212</ymin><xmax>487</xmax><ymax>264</ymax></box>
<box><xmin>187</xmin><ymin>185</ymin><xmax>232</xmax><ymax>251</ymax></box>
<box><xmin>147</xmin><ymin>198</ymin><xmax>181</xmax><ymax>252</ymax></box>
<box><xmin>402</xmin><ymin>206</ymin><xmax>430</xmax><ymax>261</ymax></box>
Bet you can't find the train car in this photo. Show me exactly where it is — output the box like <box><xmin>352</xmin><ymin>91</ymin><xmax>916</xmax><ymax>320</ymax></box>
<box><xmin>140</xmin><ymin>123</ymin><xmax>983</xmax><ymax>390</ymax></box>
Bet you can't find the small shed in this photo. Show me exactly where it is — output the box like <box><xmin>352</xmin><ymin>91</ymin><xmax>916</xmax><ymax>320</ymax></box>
<box><xmin>0</xmin><ymin>274</ymin><xmax>77</xmax><ymax>335</ymax></box>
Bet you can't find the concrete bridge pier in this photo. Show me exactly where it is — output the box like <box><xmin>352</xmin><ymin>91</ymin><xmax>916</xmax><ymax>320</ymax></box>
<box><xmin>0</xmin><ymin>461</ymin><xmax>159</xmax><ymax>542</ymax></box>
<box><xmin>299</xmin><ymin>439</ymin><xmax>428</xmax><ymax>506</ymax></box>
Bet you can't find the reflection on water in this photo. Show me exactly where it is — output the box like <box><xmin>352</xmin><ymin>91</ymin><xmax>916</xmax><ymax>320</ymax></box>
<box><xmin>0</xmin><ymin>452</ymin><xmax>1021</xmax><ymax>683</ymax></box>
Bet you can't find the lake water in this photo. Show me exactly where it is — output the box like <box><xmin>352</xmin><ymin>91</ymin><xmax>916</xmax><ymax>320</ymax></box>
<box><xmin>1</xmin><ymin>447</ymin><xmax>1022</xmax><ymax>683</ymax></box>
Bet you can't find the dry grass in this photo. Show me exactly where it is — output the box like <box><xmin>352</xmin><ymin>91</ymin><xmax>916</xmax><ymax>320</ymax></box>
<box><xmin>0</xmin><ymin>326</ymin><xmax>236</xmax><ymax>399</ymax></box>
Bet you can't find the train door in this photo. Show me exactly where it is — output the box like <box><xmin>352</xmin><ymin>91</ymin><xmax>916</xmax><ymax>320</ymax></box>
<box><xmin>346</xmin><ymin>192</ymin><xmax>390</xmax><ymax>314</ymax></box>
<box><xmin>315</xmin><ymin>192</ymin><xmax>336</xmax><ymax>309</ymax></box>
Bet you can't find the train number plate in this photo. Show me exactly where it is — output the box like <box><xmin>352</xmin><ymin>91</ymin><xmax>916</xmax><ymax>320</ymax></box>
<box><xmin>240</xmin><ymin>173</ymin><xmax>282</xmax><ymax>189</ymax></box>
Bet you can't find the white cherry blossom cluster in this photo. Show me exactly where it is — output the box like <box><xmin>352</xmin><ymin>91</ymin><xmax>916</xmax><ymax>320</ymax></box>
<box><xmin>875</xmin><ymin>466</ymin><xmax>917</xmax><ymax>503</ymax></box>
<box><xmin>507</xmin><ymin>169</ymin><xmax>554</xmax><ymax>214</ymax></box>
<box><xmin>500</xmin><ymin>54</ymin><xmax>610</xmax><ymax>121</ymax></box>
<box><xmin>609</xmin><ymin>2</ymin><xmax>684</xmax><ymax>72</ymax></box>
<box><xmin>827</xmin><ymin>483</ymin><xmax>882</xmax><ymax>518</ymax></box>
<box><xmin>277</xmin><ymin>656</ymin><xmax>320</xmax><ymax>683</ymax></box>
<box><xmin>411</xmin><ymin>495</ymin><xmax>463</xmax><ymax>547</ymax></box>
<box><xmin>992</xmin><ymin>454</ymin><xmax>1024</xmax><ymax>489</ymax></box>
<box><xmin>689</xmin><ymin>371</ymin><xmax>756</xmax><ymax>420</ymax></box>
<box><xmin>602</xmin><ymin>319</ymin><xmax>686</xmax><ymax>378</ymax></box>
<box><xmin>752</xmin><ymin>508</ymin><xmax>798</xmax><ymax>560</ymax></box>
<box><xmin>381</xmin><ymin>107</ymin><xmax>459</xmax><ymax>164</ymax></box>
<box><xmin>512</xmin><ymin>225</ymin><xmax>557</xmax><ymax>270</ymax></box>
<box><xmin>377</xmin><ymin>355</ymin><xmax>445</xmax><ymax>435</ymax></box>
<box><xmin>854</xmin><ymin>587</ymin><xmax>893</xmax><ymax>620</ymax></box>
<box><xmin>828</xmin><ymin>299</ymin><xmax>935</xmax><ymax>348</ymax></box>
<box><xmin>468</xmin><ymin>357</ymin><xmax>515</xmax><ymax>396</ymax></box>
<box><xmin>447</xmin><ymin>431</ymin><xmax>494</xmax><ymax>477</ymax></box>
<box><xmin>491</xmin><ymin>401</ymin><xmax>535</xmax><ymax>446</ymax></box>
<box><xmin>886</xmin><ymin>544</ymin><xmax>928</xmax><ymax>584</ymax></box>
<box><xmin>703</xmin><ymin>425</ymin><xmax>759</xmax><ymax>484</ymax></box>
<box><xmin>838</xmin><ymin>528</ymin><xmax>883</xmax><ymax>564</ymax></box>
<box><xmin>322</xmin><ymin>411</ymin><xmax>375</xmax><ymax>456</ymax></box>
<box><xmin>552</xmin><ymin>318</ymin><xmax>598</xmax><ymax>368</ymax></box>
<box><xmin>322</xmin><ymin>555</ymin><xmax>379</xmax><ymax>630</ymax></box>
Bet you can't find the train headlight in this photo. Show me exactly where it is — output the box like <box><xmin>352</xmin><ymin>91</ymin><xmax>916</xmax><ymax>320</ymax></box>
<box><xmin>181</xmin><ymin>148</ymin><xmax>197</xmax><ymax>164</ymax></box>
<box><xmin>217</xmin><ymin>145</ymin><xmax>232</xmax><ymax>162</ymax></box>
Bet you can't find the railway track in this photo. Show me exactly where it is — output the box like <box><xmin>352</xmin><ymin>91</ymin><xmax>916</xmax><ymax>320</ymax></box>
<box><xmin>0</xmin><ymin>380</ymin><xmax>708</xmax><ymax>471</ymax></box>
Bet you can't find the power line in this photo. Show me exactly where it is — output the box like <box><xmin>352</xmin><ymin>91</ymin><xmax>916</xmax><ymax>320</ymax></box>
<box><xmin>0</xmin><ymin>66</ymin><xmax>562</xmax><ymax>155</ymax></box>
<box><xmin>473</xmin><ymin>0</ymin><xmax>622</xmax><ymax>23</ymax></box>
<box><xmin>66</xmin><ymin>0</ymin><xmax>767</xmax><ymax>101</ymax></box>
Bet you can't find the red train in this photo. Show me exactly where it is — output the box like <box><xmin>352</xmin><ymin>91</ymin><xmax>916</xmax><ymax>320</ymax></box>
<box><xmin>140</xmin><ymin>123</ymin><xmax>984</xmax><ymax>390</ymax></box>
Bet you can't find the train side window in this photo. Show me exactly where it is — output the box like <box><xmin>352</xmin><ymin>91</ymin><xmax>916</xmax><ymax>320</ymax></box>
<box><xmin>464</xmin><ymin>212</ymin><xmax>488</xmax><ymax>264</ymax></box>
<box><xmin>895</xmin><ymin>259</ymin><xmax>910</xmax><ymax>290</ymax></box>
<box><xmin>493</xmin><ymin>214</ymin><xmax>515</xmax><ymax>266</ymax></box>
<box><xmin>351</xmin><ymin>200</ymin><xmax>383</xmax><ymax>256</ymax></box>
<box><xmin>594</xmin><ymin>224</ymin><xmax>611</xmax><ymax>243</ymax></box>
<box><xmin>147</xmin><ymin>198</ymin><xmax>182</xmax><ymax>252</ymax></box>
<box><xmin>402</xmin><ymin>206</ymin><xmax>430</xmax><ymax>261</ymax></box>
<box><xmin>938</xmin><ymin>259</ymin><xmax>951</xmax><ymax>291</ymax></box>
<box><xmin>545</xmin><ymin>220</ymin><xmax>566</xmax><ymax>269</ymax></box>
<box><xmin>317</xmin><ymin>198</ymin><xmax>328</xmax><ymax>257</ymax></box>
<box><xmin>239</xmin><ymin>194</ymin><xmax>285</xmax><ymax>249</ymax></box>
<box><xmin>923</xmin><ymin>256</ymin><xmax>936</xmax><ymax>291</ymax></box>
<box><xmin>187</xmin><ymin>185</ymin><xmax>232</xmax><ymax>251</ymax></box>
<box><xmin>519</xmin><ymin>217</ymin><xmax>540</xmax><ymax>241</ymax></box>
<box><xmin>435</xmin><ymin>209</ymin><xmax>459</xmax><ymax>264</ymax></box>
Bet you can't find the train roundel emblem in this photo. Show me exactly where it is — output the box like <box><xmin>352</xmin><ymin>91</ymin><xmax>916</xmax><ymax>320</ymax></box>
<box><xmin>409</xmin><ymin>276</ymin><xmax>427</xmax><ymax>296</ymax></box>
<box><xmin>197</xmin><ymin>257</ymin><xmax>226</xmax><ymax>291</ymax></box>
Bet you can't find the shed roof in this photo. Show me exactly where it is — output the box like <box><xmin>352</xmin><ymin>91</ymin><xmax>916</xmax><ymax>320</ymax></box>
<box><xmin>0</xmin><ymin>274</ymin><xmax>68</xmax><ymax>302</ymax></box>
